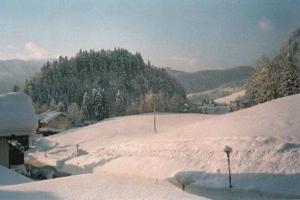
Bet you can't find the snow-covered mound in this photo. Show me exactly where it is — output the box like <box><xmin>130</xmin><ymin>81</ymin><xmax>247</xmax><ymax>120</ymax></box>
<box><xmin>0</xmin><ymin>166</ymin><xmax>32</xmax><ymax>186</ymax></box>
<box><xmin>27</xmin><ymin>94</ymin><xmax>300</xmax><ymax>198</ymax></box>
<box><xmin>0</xmin><ymin>92</ymin><xmax>37</xmax><ymax>136</ymax></box>
<box><xmin>0</xmin><ymin>172</ymin><xmax>204</xmax><ymax>200</ymax></box>
<box><xmin>214</xmin><ymin>89</ymin><xmax>246</xmax><ymax>104</ymax></box>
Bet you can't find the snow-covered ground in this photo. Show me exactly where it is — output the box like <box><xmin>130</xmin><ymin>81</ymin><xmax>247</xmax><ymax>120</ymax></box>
<box><xmin>24</xmin><ymin>94</ymin><xmax>300</xmax><ymax>199</ymax></box>
<box><xmin>0</xmin><ymin>172</ymin><xmax>204</xmax><ymax>200</ymax></box>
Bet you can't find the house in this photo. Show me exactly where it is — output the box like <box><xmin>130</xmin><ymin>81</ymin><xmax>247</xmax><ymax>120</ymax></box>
<box><xmin>37</xmin><ymin>111</ymin><xmax>72</xmax><ymax>135</ymax></box>
<box><xmin>0</xmin><ymin>92</ymin><xmax>37</xmax><ymax>168</ymax></box>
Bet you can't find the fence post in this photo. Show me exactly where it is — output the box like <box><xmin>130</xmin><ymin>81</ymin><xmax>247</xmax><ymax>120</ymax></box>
<box><xmin>45</xmin><ymin>147</ymin><xmax>47</xmax><ymax>157</ymax></box>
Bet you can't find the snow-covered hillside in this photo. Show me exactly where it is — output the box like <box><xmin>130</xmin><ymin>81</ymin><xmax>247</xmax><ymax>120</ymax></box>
<box><xmin>27</xmin><ymin>94</ymin><xmax>300</xmax><ymax>199</ymax></box>
<box><xmin>214</xmin><ymin>89</ymin><xmax>246</xmax><ymax>104</ymax></box>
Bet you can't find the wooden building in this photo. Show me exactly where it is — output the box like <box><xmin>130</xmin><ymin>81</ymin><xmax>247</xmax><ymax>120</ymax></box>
<box><xmin>38</xmin><ymin>111</ymin><xmax>72</xmax><ymax>135</ymax></box>
<box><xmin>0</xmin><ymin>92</ymin><xmax>37</xmax><ymax>168</ymax></box>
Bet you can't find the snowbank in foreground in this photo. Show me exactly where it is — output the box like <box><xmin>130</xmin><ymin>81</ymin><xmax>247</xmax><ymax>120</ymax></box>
<box><xmin>0</xmin><ymin>166</ymin><xmax>31</xmax><ymax>186</ymax></box>
<box><xmin>0</xmin><ymin>173</ymin><xmax>204</xmax><ymax>200</ymax></box>
<box><xmin>27</xmin><ymin>94</ymin><xmax>300</xmax><ymax>198</ymax></box>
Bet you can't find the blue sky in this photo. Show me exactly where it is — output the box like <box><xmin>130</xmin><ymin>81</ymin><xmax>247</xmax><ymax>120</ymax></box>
<box><xmin>1</xmin><ymin>0</ymin><xmax>300</xmax><ymax>71</ymax></box>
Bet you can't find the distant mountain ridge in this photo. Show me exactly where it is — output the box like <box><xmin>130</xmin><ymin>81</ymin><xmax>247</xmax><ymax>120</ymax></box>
<box><xmin>0</xmin><ymin>59</ymin><xmax>44</xmax><ymax>94</ymax></box>
<box><xmin>166</xmin><ymin>66</ymin><xmax>254</xmax><ymax>93</ymax></box>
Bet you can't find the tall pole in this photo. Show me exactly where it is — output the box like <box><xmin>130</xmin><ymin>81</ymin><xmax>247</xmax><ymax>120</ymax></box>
<box><xmin>227</xmin><ymin>153</ymin><xmax>232</xmax><ymax>188</ymax></box>
<box><xmin>224</xmin><ymin>145</ymin><xmax>233</xmax><ymax>188</ymax></box>
<box><xmin>153</xmin><ymin>108</ymin><xmax>157</xmax><ymax>133</ymax></box>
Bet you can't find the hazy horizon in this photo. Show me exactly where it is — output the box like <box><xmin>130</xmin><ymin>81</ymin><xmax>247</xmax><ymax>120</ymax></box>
<box><xmin>1</xmin><ymin>0</ymin><xmax>300</xmax><ymax>72</ymax></box>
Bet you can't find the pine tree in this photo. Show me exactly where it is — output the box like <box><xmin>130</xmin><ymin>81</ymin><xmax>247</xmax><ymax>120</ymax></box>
<box><xmin>56</xmin><ymin>101</ymin><xmax>65</xmax><ymax>112</ymax></box>
<box><xmin>113</xmin><ymin>89</ymin><xmax>123</xmax><ymax>115</ymax></box>
<box><xmin>279</xmin><ymin>54</ymin><xmax>300</xmax><ymax>96</ymax></box>
<box><xmin>94</xmin><ymin>87</ymin><xmax>107</xmax><ymax>120</ymax></box>
<box><xmin>247</xmin><ymin>56</ymin><xmax>279</xmax><ymax>105</ymax></box>
<box><xmin>50</xmin><ymin>98</ymin><xmax>57</xmax><ymax>111</ymax></box>
<box><xmin>67</xmin><ymin>102</ymin><xmax>83</xmax><ymax>125</ymax></box>
<box><xmin>81</xmin><ymin>92</ymin><xmax>91</xmax><ymax>120</ymax></box>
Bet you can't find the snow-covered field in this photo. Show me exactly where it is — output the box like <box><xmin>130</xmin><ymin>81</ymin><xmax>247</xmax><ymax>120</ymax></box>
<box><xmin>21</xmin><ymin>94</ymin><xmax>300</xmax><ymax>199</ymax></box>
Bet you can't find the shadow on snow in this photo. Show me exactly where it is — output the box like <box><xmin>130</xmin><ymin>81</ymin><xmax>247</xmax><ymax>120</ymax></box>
<box><xmin>168</xmin><ymin>171</ymin><xmax>300</xmax><ymax>200</ymax></box>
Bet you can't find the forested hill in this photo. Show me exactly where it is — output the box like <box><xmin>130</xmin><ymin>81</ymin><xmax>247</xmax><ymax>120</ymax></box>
<box><xmin>246</xmin><ymin>28</ymin><xmax>300</xmax><ymax>105</ymax></box>
<box><xmin>25</xmin><ymin>49</ymin><xmax>186</xmax><ymax>120</ymax></box>
<box><xmin>166</xmin><ymin>66</ymin><xmax>253</xmax><ymax>93</ymax></box>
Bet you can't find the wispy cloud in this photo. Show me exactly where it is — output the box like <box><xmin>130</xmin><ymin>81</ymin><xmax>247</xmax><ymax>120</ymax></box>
<box><xmin>1</xmin><ymin>42</ymin><xmax>58</xmax><ymax>60</ymax></box>
<box><xmin>257</xmin><ymin>16</ymin><xmax>273</xmax><ymax>31</ymax></box>
<box><xmin>24</xmin><ymin>42</ymin><xmax>47</xmax><ymax>59</ymax></box>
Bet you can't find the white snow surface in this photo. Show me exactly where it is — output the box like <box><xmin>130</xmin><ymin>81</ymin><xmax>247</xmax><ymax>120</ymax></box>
<box><xmin>0</xmin><ymin>166</ymin><xmax>32</xmax><ymax>186</ymax></box>
<box><xmin>27</xmin><ymin>94</ymin><xmax>300</xmax><ymax>198</ymax></box>
<box><xmin>0</xmin><ymin>92</ymin><xmax>37</xmax><ymax>136</ymax></box>
<box><xmin>214</xmin><ymin>89</ymin><xmax>246</xmax><ymax>104</ymax></box>
<box><xmin>0</xmin><ymin>172</ymin><xmax>204</xmax><ymax>200</ymax></box>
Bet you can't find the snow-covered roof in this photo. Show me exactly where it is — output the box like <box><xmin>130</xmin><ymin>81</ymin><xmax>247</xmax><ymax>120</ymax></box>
<box><xmin>39</xmin><ymin>111</ymin><xmax>68</xmax><ymax>123</ymax></box>
<box><xmin>0</xmin><ymin>92</ymin><xmax>37</xmax><ymax>137</ymax></box>
<box><xmin>39</xmin><ymin>127</ymin><xmax>64</xmax><ymax>133</ymax></box>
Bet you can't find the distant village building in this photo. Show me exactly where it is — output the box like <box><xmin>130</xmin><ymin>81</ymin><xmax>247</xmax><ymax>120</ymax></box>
<box><xmin>212</xmin><ymin>90</ymin><xmax>251</xmax><ymax>113</ymax></box>
<box><xmin>37</xmin><ymin>111</ymin><xmax>72</xmax><ymax>136</ymax></box>
<box><xmin>0</xmin><ymin>92</ymin><xmax>37</xmax><ymax>168</ymax></box>
<box><xmin>198</xmin><ymin>99</ymin><xmax>229</xmax><ymax>114</ymax></box>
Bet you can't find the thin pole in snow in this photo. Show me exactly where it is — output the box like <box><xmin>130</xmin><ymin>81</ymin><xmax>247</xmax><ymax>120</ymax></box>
<box><xmin>153</xmin><ymin>108</ymin><xmax>157</xmax><ymax>133</ymax></box>
<box><xmin>227</xmin><ymin>154</ymin><xmax>232</xmax><ymax>188</ymax></box>
<box><xmin>224</xmin><ymin>145</ymin><xmax>233</xmax><ymax>188</ymax></box>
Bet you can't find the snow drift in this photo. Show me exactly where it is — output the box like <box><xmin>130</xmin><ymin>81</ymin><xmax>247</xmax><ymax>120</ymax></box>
<box><xmin>0</xmin><ymin>166</ymin><xmax>32</xmax><ymax>186</ymax></box>
<box><xmin>0</xmin><ymin>173</ymin><xmax>204</xmax><ymax>200</ymax></box>
<box><xmin>27</xmin><ymin>94</ymin><xmax>300</xmax><ymax>198</ymax></box>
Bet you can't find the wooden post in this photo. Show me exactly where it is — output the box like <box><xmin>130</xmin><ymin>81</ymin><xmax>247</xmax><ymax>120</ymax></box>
<box><xmin>45</xmin><ymin>147</ymin><xmax>47</xmax><ymax>157</ymax></box>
